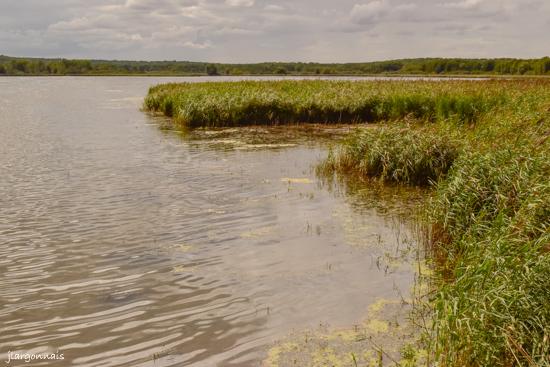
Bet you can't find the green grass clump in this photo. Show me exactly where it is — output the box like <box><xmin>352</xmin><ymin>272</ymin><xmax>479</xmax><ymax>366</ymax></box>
<box><xmin>143</xmin><ymin>80</ymin><xmax>509</xmax><ymax>127</ymax></box>
<box><xmin>318</xmin><ymin>79</ymin><xmax>550</xmax><ymax>366</ymax></box>
<box><xmin>430</xmin><ymin>146</ymin><xmax>550</xmax><ymax>366</ymax></box>
<box><xmin>319</xmin><ymin>125</ymin><xmax>461</xmax><ymax>185</ymax></box>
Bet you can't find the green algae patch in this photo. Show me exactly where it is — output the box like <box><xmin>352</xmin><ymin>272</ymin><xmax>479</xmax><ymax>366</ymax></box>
<box><xmin>264</xmin><ymin>297</ymin><xmax>427</xmax><ymax>367</ymax></box>
<box><xmin>364</xmin><ymin>319</ymin><xmax>389</xmax><ymax>334</ymax></box>
<box><xmin>266</xmin><ymin>342</ymin><xmax>301</xmax><ymax>367</ymax></box>
<box><xmin>368</xmin><ymin>299</ymin><xmax>395</xmax><ymax>314</ymax></box>
<box><xmin>171</xmin><ymin>264</ymin><xmax>196</xmax><ymax>273</ymax></box>
<box><xmin>170</xmin><ymin>243</ymin><xmax>194</xmax><ymax>253</ymax></box>
<box><xmin>281</xmin><ymin>178</ymin><xmax>313</xmax><ymax>184</ymax></box>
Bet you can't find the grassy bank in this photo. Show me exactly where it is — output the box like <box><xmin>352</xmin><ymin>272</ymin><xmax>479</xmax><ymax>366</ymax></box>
<box><xmin>320</xmin><ymin>80</ymin><xmax>550</xmax><ymax>366</ymax></box>
<box><xmin>143</xmin><ymin>80</ymin><xmax>509</xmax><ymax>127</ymax></box>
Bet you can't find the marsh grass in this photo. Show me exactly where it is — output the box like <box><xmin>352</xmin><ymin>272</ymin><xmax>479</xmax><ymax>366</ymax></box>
<box><xmin>318</xmin><ymin>124</ymin><xmax>461</xmax><ymax>185</ymax></box>
<box><xmin>316</xmin><ymin>79</ymin><xmax>550</xmax><ymax>366</ymax></box>
<box><xmin>427</xmin><ymin>145</ymin><xmax>550</xmax><ymax>367</ymax></box>
<box><xmin>143</xmin><ymin>80</ymin><xmax>509</xmax><ymax>127</ymax></box>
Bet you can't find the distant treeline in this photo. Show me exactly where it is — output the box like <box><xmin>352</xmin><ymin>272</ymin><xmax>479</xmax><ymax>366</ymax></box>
<box><xmin>1</xmin><ymin>55</ymin><xmax>550</xmax><ymax>76</ymax></box>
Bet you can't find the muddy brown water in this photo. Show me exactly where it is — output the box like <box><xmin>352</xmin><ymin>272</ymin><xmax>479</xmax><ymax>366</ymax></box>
<box><xmin>0</xmin><ymin>77</ymin><xmax>423</xmax><ymax>366</ymax></box>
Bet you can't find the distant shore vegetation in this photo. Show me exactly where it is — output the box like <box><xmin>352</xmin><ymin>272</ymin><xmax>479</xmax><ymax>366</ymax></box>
<box><xmin>1</xmin><ymin>55</ymin><xmax>550</xmax><ymax>76</ymax></box>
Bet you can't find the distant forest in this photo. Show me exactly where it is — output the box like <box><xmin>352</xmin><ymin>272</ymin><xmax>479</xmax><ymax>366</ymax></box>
<box><xmin>1</xmin><ymin>55</ymin><xmax>550</xmax><ymax>76</ymax></box>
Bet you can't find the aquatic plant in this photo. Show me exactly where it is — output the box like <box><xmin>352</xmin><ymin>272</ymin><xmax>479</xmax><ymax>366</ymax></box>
<box><xmin>318</xmin><ymin>124</ymin><xmax>461</xmax><ymax>185</ymax></box>
<box><xmin>429</xmin><ymin>146</ymin><xmax>550</xmax><ymax>366</ymax></box>
<box><xmin>143</xmin><ymin>80</ymin><xmax>509</xmax><ymax>127</ymax></box>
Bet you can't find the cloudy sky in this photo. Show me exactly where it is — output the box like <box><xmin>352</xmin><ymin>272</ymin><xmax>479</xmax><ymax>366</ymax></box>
<box><xmin>1</xmin><ymin>0</ymin><xmax>548</xmax><ymax>62</ymax></box>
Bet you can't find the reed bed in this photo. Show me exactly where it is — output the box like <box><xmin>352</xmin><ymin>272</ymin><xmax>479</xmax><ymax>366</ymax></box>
<box><xmin>318</xmin><ymin>124</ymin><xmax>461</xmax><ymax>185</ymax></box>
<box><xmin>143</xmin><ymin>80</ymin><xmax>509</xmax><ymax>127</ymax></box>
<box><xmin>319</xmin><ymin>79</ymin><xmax>550</xmax><ymax>366</ymax></box>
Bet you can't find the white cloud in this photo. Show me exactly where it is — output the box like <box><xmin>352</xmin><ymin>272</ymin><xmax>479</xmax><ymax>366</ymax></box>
<box><xmin>49</xmin><ymin>17</ymin><xmax>93</xmax><ymax>31</ymax></box>
<box><xmin>348</xmin><ymin>1</ymin><xmax>419</xmax><ymax>26</ymax></box>
<box><xmin>440</xmin><ymin>0</ymin><xmax>483</xmax><ymax>9</ymax></box>
<box><xmin>48</xmin><ymin>14</ymin><xmax>120</xmax><ymax>32</ymax></box>
<box><xmin>225</xmin><ymin>0</ymin><xmax>255</xmax><ymax>7</ymax></box>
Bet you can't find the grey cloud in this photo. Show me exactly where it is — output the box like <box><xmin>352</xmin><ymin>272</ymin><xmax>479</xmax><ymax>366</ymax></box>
<box><xmin>350</xmin><ymin>1</ymin><xmax>390</xmax><ymax>25</ymax></box>
<box><xmin>0</xmin><ymin>0</ymin><xmax>548</xmax><ymax>62</ymax></box>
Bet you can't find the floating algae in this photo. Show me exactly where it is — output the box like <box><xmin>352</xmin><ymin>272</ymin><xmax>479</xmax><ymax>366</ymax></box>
<box><xmin>171</xmin><ymin>264</ymin><xmax>196</xmax><ymax>273</ymax></box>
<box><xmin>364</xmin><ymin>319</ymin><xmax>389</xmax><ymax>334</ymax></box>
<box><xmin>240</xmin><ymin>226</ymin><xmax>276</xmax><ymax>239</ymax></box>
<box><xmin>264</xmin><ymin>296</ymin><xmax>427</xmax><ymax>367</ymax></box>
<box><xmin>170</xmin><ymin>243</ymin><xmax>195</xmax><ymax>253</ymax></box>
<box><xmin>281</xmin><ymin>178</ymin><xmax>313</xmax><ymax>184</ymax></box>
<box><xmin>236</xmin><ymin>143</ymin><xmax>297</xmax><ymax>150</ymax></box>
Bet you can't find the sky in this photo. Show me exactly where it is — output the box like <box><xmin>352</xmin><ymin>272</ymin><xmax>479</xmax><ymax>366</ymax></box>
<box><xmin>0</xmin><ymin>0</ymin><xmax>549</xmax><ymax>62</ymax></box>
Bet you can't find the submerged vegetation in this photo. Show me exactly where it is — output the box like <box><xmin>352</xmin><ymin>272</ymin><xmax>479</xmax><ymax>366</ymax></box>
<box><xmin>143</xmin><ymin>80</ymin><xmax>508</xmax><ymax>127</ymax></box>
<box><xmin>319</xmin><ymin>80</ymin><xmax>550</xmax><ymax>366</ymax></box>
<box><xmin>2</xmin><ymin>54</ymin><xmax>550</xmax><ymax>76</ymax></box>
<box><xmin>147</xmin><ymin>77</ymin><xmax>550</xmax><ymax>365</ymax></box>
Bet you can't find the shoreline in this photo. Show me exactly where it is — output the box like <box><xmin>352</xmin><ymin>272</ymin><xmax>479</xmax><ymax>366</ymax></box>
<box><xmin>3</xmin><ymin>73</ymin><xmax>548</xmax><ymax>78</ymax></box>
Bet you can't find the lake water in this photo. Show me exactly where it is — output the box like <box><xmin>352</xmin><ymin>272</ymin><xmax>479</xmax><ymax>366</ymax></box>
<box><xmin>0</xmin><ymin>77</ymin><xmax>422</xmax><ymax>366</ymax></box>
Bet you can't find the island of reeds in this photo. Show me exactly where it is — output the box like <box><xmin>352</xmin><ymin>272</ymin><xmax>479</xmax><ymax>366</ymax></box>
<box><xmin>144</xmin><ymin>79</ymin><xmax>550</xmax><ymax>366</ymax></box>
<box><xmin>143</xmin><ymin>80</ymin><xmax>510</xmax><ymax>127</ymax></box>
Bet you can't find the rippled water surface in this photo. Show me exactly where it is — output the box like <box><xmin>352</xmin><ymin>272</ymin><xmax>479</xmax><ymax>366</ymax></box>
<box><xmin>0</xmin><ymin>77</ymin><xmax>421</xmax><ymax>366</ymax></box>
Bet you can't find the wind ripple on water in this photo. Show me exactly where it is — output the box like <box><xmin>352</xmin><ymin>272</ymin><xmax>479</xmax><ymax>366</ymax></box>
<box><xmin>0</xmin><ymin>77</ymin><xmax>419</xmax><ymax>366</ymax></box>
